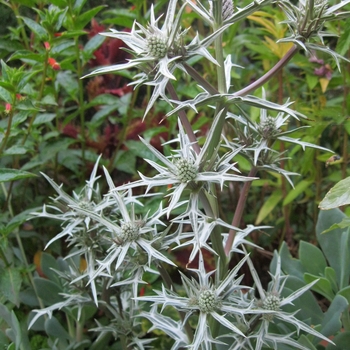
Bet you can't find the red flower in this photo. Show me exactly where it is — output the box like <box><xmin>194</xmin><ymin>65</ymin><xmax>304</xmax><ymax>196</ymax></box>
<box><xmin>48</xmin><ymin>57</ymin><xmax>60</xmax><ymax>70</ymax></box>
<box><xmin>5</xmin><ymin>103</ymin><xmax>12</xmax><ymax>113</ymax></box>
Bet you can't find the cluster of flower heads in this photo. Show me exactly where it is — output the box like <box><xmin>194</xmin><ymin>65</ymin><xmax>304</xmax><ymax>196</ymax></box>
<box><xmin>31</xmin><ymin>0</ymin><xmax>350</xmax><ymax>348</ymax></box>
<box><xmin>32</xmin><ymin>152</ymin><xmax>333</xmax><ymax>349</ymax></box>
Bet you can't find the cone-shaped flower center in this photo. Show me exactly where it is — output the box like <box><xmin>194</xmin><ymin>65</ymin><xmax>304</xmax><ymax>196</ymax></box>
<box><xmin>147</xmin><ymin>34</ymin><xmax>168</xmax><ymax>58</ymax></box>
<box><xmin>259</xmin><ymin>116</ymin><xmax>278</xmax><ymax>139</ymax></box>
<box><xmin>262</xmin><ymin>293</ymin><xmax>281</xmax><ymax>311</ymax></box>
<box><xmin>198</xmin><ymin>289</ymin><xmax>217</xmax><ymax>312</ymax></box>
<box><xmin>120</xmin><ymin>222</ymin><xmax>140</xmax><ymax>243</ymax></box>
<box><xmin>175</xmin><ymin>158</ymin><xmax>198</xmax><ymax>183</ymax></box>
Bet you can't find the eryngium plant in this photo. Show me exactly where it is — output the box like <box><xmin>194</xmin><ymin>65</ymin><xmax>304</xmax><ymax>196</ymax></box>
<box><xmin>32</xmin><ymin>0</ymin><xmax>350</xmax><ymax>348</ymax></box>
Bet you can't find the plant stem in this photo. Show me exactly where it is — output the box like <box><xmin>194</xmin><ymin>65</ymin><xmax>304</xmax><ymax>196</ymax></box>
<box><xmin>166</xmin><ymin>82</ymin><xmax>200</xmax><ymax>155</ymax></box>
<box><xmin>0</xmin><ymin>109</ymin><xmax>14</xmax><ymax>155</ymax></box>
<box><xmin>11</xmin><ymin>3</ymin><xmax>30</xmax><ymax>50</ymax></box>
<box><xmin>233</xmin><ymin>45</ymin><xmax>299</xmax><ymax>97</ymax></box>
<box><xmin>166</xmin><ymin>82</ymin><xmax>227</xmax><ymax>272</ymax></box>
<box><xmin>224</xmin><ymin>167</ymin><xmax>258</xmax><ymax>256</ymax></box>
<box><xmin>184</xmin><ymin>63</ymin><xmax>219</xmax><ymax>95</ymax></box>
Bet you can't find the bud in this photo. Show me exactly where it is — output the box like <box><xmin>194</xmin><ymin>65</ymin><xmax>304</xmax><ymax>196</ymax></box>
<box><xmin>44</xmin><ymin>42</ymin><xmax>50</xmax><ymax>50</ymax></box>
<box><xmin>258</xmin><ymin>116</ymin><xmax>278</xmax><ymax>140</ymax></box>
<box><xmin>5</xmin><ymin>103</ymin><xmax>12</xmax><ymax>114</ymax></box>
<box><xmin>48</xmin><ymin>57</ymin><xmax>61</xmax><ymax>70</ymax></box>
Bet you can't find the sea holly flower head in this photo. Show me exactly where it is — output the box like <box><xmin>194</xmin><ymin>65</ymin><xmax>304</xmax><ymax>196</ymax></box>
<box><xmin>138</xmin><ymin>253</ymin><xmax>253</xmax><ymax>349</ymax></box>
<box><xmin>117</xmin><ymin>115</ymin><xmax>256</xmax><ymax>215</ymax></box>
<box><xmin>242</xmin><ymin>253</ymin><xmax>334</xmax><ymax>350</ymax></box>
<box><xmin>225</xmin><ymin>96</ymin><xmax>331</xmax><ymax>185</ymax></box>
<box><xmin>83</xmin><ymin>0</ymin><xmax>228</xmax><ymax>117</ymax></box>
<box><xmin>69</xmin><ymin>167</ymin><xmax>176</xmax><ymax>282</ymax></box>
<box><xmin>278</xmin><ymin>0</ymin><xmax>350</xmax><ymax>68</ymax></box>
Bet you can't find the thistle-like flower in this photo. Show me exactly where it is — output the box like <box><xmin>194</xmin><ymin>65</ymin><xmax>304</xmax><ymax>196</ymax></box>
<box><xmin>116</xmin><ymin>115</ymin><xmax>255</xmax><ymax>216</ymax></box>
<box><xmin>278</xmin><ymin>0</ymin><xmax>350</xmax><ymax>68</ymax></box>
<box><xmin>241</xmin><ymin>253</ymin><xmax>334</xmax><ymax>350</ymax></box>
<box><xmin>84</xmin><ymin>0</ymin><xmax>227</xmax><ymax>117</ymax></box>
<box><xmin>70</xmin><ymin>168</ymin><xmax>176</xmax><ymax>285</ymax></box>
<box><xmin>137</xmin><ymin>253</ymin><xmax>252</xmax><ymax>349</ymax></box>
<box><xmin>225</xmin><ymin>96</ymin><xmax>331</xmax><ymax>185</ymax></box>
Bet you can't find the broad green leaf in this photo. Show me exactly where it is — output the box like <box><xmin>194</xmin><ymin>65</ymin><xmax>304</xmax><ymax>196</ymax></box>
<box><xmin>90</xmin><ymin>105</ymin><xmax>121</xmax><ymax>125</ymax></box>
<box><xmin>298</xmin><ymin>335</ymin><xmax>317</xmax><ymax>350</ymax></box>
<box><xmin>338</xmin><ymin>285</ymin><xmax>350</xmax><ymax>304</ymax></box>
<box><xmin>8</xmin><ymin>50</ymin><xmax>44</xmax><ymax>62</ymax></box>
<box><xmin>319</xmin><ymin>176</ymin><xmax>350</xmax><ymax>210</ymax></box>
<box><xmin>19</xmin><ymin>288</ymin><xmax>40</xmax><ymax>307</ymax></box>
<box><xmin>279</xmin><ymin>241</ymin><xmax>305</xmax><ymax>281</ymax></box>
<box><xmin>0</xmin><ymin>81</ymin><xmax>15</xmax><ymax>94</ymax></box>
<box><xmin>316</xmin><ymin>209</ymin><xmax>350</xmax><ymax>289</ymax></box>
<box><xmin>255</xmin><ymin>189</ymin><xmax>282</xmax><ymax>224</ymax></box>
<box><xmin>41</xmin><ymin>94</ymin><xmax>58</xmax><ymax>106</ymax></box>
<box><xmin>45</xmin><ymin>316</ymin><xmax>71</xmax><ymax>340</ymax></box>
<box><xmin>58</xmin><ymin>30</ymin><xmax>88</xmax><ymax>39</ymax></box>
<box><xmin>3</xmin><ymin>146</ymin><xmax>28</xmax><ymax>155</ymax></box>
<box><xmin>0</xmin><ymin>39</ymin><xmax>23</xmax><ymax>52</ymax></box>
<box><xmin>20</xmin><ymin>17</ymin><xmax>48</xmax><ymax>40</ymax></box>
<box><xmin>306</xmin><ymin>74</ymin><xmax>318</xmax><ymax>90</ymax></box>
<box><xmin>283</xmin><ymin>180</ymin><xmax>312</xmax><ymax>206</ymax></box>
<box><xmin>321</xmin><ymin>295</ymin><xmax>348</xmax><ymax>337</ymax></box>
<box><xmin>0</xmin><ymin>267</ymin><xmax>22</xmax><ymax>306</ymax></box>
<box><xmin>322</xmin><ymin>217</ymin><xmax>350</xmax><ymax>233</ymax></box>
<box><xmin>103</xmin><ymin>8</ymin><xmax>137</xmax><ymax>27</ymax></box>
<box><xmin>114</xmin><ymin>150</ymin><xmax>137</xmax><ymax>175</ymax></box>
<box><xmin>33</xmin><ymin>277</ymin><xmax>63</xmax><ymax>304</ymax></box>
<box><xmin>73</xmin><ymin>0</ymin><xmax>87</xmax><ymax>14</ymax></box>
<box><xmin>125</xmin><ymin>140</ymin><xmax>158</xmax><ymax>162</ymax></box>
<box><xmin>40</xmin><ymin>253</ymin><xmax>60</xmax><ymax>283</ymax></box>
<box><xmin>33</xmin><ymin>113</ymin><xmax>56</xmax><ymax>126</ymax></box>
<box><xmin>336</xmin><ymin>19</ymin><xmax>350</xmax><ymax>56</ymax></box>
<box><xmin>83</xmin><ymin>34</ymin><xmax>105</xmax><ymax>55</ymax></box>
<box><xmin>76</xmin><ymin>6</ymin><xmax>106</xmax><ymax>29</ymax></box>
<box><xmin>299</xmin><ymin>241</ymin><xmax>327</xmax><ymax>276</ymax></box>
<box><xmin>282</xmin><ymin>277</ymin><xmax>323</xmax><ymax>325</ymax></box>
<box><xmin>56</xmin><ymin>71</ymin><xmax>79</xmax><ymax>101</ymax></box>
<box><xmin>51</xmin><ymin>40</ymin><xmax>75</xmax><ymax>55</ymax></box>
<box><xmin>0</xmin><ymin>86</ymin><xmax>12</xmax><ymax>102</ymax></box>
<box><xmin>304</xmin><ymin>273</ymin><xmax>335</xmax><ymax>301</ymax></box>
<box><xmin>38</xmin><ymin>139</ymin><xmax>76</xmax><ymax>161</ymax></box>
<box><xmin>3</xmin><ymin>208</ymin><xmax>40</xmax><ymax>237</ymax></box>
<box><xmin>325</xmin><ymin>267</ymin><xmax>339</xmax><ymax>293</ymax></box>
<box><xmin>0</xmin><ymin>169</ymin><xmax>36</xmax><ymax>182</ymax></box>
